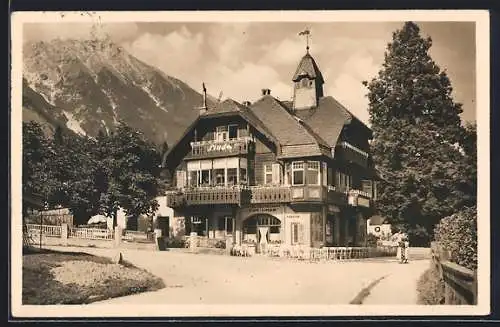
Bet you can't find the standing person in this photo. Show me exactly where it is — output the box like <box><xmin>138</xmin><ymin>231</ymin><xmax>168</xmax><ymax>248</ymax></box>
<box><xmin>398</xmin><ymin>238</ymin><xmax>406</xmax><ymax>263</ymax></box>
<box><xmin>403</xmin><ymin>237</ymin><xmax>410</xmax><ymax>263</ymax></box>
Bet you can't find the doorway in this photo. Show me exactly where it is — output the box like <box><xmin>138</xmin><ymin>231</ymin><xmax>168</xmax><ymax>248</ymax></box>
<box><xmin>156</xmin><ymin>216</ymin><xmax>169</xmax><ymax>238</ymax></box>
<box><xmin>242</xmin><ymin>214</ymin><xmax>281</xmax><ymax>253</ymax></box>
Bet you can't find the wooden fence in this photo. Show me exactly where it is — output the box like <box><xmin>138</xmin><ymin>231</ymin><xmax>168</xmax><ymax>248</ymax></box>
<box><xmin>25</xmin><ymin>224</ymin><xmax>62</xmax><ymax>237</ymax></box>
<box><xmin>431</xmin><ymin>242</ymin><xmax>477</xmax><ymax>305</ymax></box>
<box><xmin>68</xmin><ymin>227</ymin><xmax>114</xmax><ymax>240</ymax></box>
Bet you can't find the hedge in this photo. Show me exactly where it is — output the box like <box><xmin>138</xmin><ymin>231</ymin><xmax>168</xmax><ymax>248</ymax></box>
<box><xmin>433</xmin><ymin>206</ymin><xmax>477</xmax><ymax>270</ymax></box>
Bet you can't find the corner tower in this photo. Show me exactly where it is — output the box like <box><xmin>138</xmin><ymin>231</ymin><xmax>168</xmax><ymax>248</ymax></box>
<box><xmin>292</xmin><ymin>49</ymin><xmax>324</xmax><ymax>111</ymax></box>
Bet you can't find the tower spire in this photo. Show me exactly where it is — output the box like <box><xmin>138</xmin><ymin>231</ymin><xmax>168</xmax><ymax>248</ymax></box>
<box><xmin>299</xmin><ymin>28</ymin><xmax>311</xmax><ymax>53</ymax></box>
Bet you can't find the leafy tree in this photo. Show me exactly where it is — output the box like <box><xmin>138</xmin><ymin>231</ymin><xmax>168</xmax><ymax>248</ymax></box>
<box><xmin>363</xmin><ymin>22</ymin><xmax>475</xmax><ymax>245</ymax></box>
<box><xmin>22</xmin><ymin>122</ymin><xmax>54</xmax><ymax>210</ymax></box>
<box><xmin>97</xmin><ymin>123</ymin><xmax>161</xmax><ymax>227</ymax></box>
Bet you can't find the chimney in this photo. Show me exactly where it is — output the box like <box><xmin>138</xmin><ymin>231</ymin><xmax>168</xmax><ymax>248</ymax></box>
<box><xmin>243</xmin><ymin>101</ymin><xmax>252</xmax><ymax>107</ymax></box>
<box><xmin>261</xmin><ymin>88</ymin><xmax>271</xmax><ymax>96</ymax></box>
<box><xmin>199</xmin><ymin>82</ymin><xmax>208</xmax><ymax>115</ymax></box>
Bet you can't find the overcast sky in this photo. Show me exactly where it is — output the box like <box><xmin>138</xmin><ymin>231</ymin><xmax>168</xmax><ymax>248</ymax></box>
<box><xmin>23</xmin><ymin>21</ymin><xmax>476</xmax><ymax>126</ymax></box>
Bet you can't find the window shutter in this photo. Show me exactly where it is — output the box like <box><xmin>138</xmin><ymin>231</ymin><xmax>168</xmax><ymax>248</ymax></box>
<box><xmin>322</xmin><ymin>162</ymin><xmax>327</xmax><ymax>186</ymax></box>
<box><xmin>272</xmin><ymin>163</ymin><xmax>281</xmax><ymax>185</ymax></box>
<box><xmin>298</xmin><ymin>223</ymin><xmax>305</xmax><ymax>244</ymax></box>
<box><xmin>176</xmin><ymin>170</ymin><xmax>186</xmax><ymax>189</ymax></box>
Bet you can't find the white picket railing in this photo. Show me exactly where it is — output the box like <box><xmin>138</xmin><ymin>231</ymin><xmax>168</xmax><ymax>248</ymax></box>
<box><xmin>25</xmin><ymin>224</ymin><xmax>62</xmax><ymax>237</ymax></box>
<box><xmin>231</xmin><ymin>244</ymin><xmax>398</xmax><ymax>260</ymax></box>
<box><xmin>68</xmin><ymin>227</ymin><xmax>114</xmax><ymax>240</ymax></box>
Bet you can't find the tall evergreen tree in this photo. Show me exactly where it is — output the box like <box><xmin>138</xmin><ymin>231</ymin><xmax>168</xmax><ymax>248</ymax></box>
<box><xmin>363</xmin><ymin>22</ymin><xmax>474</xmax><ymax>245</ymax></box>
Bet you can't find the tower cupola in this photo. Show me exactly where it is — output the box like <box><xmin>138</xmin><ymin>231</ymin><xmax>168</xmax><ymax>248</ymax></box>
<box><xmin>292</xmin><ymin>31</ymin><xmax>324</xmax><ymax>110</ymax></box>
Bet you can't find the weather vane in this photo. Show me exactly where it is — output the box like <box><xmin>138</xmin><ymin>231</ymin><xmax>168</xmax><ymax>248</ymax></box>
<box><xmin>299</xmin><ymin>28</ymin><xmax>311</xmax><ymax>53</ymax></box>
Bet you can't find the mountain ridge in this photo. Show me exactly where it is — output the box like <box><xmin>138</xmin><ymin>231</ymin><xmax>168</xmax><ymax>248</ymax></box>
<box><xmin>22</xmin><ymin>37</ymin><xmax>213</xmax><ymax>145</ymax></box>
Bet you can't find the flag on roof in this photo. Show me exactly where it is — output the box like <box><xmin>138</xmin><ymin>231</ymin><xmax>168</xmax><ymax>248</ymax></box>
<box><xmin>299</xmin><ymin>29</ymin><xmax>310</xmax><ymax>36</ymax></box>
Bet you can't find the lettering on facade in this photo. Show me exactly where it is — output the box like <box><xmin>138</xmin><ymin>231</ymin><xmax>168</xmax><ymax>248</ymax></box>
<box><xmin>248</xmin><ymin>206</ymin><xmax>279</xmax><ymax>213</ymax></box>
<box><xmin>285</xmin><ymin>214</ymin><xmax>301</xmax><ymax>219</ymax></box>
<box><xmin>207</xmin><ymin>143</ymin><xmax>234</xmax><ymax>152</ymax></box>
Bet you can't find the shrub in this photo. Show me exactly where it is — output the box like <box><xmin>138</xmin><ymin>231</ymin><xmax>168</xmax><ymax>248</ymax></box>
<box><xmin>214</xmin><ymin>240</ymin><xmax>226</xmax><ymax>249</ymax></box>
<box><xmin>434</xmin><ymin>206</ymin><xmax>477</xmax><ymax>270</ymax></box>
<box><xmin>165</xmin><ymin>238</ymin><xmax>186</xmax><ymax>248</ymax></box>
<box><xmin>417</xmin><ymin>264</ymin><xmax>445</xmax><ymax>305</ymax></box>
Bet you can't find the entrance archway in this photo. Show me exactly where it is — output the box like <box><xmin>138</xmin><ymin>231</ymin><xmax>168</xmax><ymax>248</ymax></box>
<box><xmin>242</xmin><ymin>214</ymin><xmax>281</xmax><ymax>253</ymax></box>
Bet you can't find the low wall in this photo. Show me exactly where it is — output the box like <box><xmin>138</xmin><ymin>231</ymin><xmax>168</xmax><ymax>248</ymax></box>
<box><xmin>431</xmin><ymin>242</ymin><xmax>477</xmax><ymax>305</ymax></box>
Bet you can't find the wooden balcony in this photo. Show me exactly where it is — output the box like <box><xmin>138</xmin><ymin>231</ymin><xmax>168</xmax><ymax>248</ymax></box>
<box><xmin>185</xmin><ymin>137</ymin><xmax>254</xmax><ymax>160</ymax></box>
<box><xmin>335</xmin><ymin>142</ymin><xmax>369</xmax><ymax>168</ymax></box>
<box><xmin>165</xmin><ymin>185</ymin><xmax>370</xmax><ymax>208</ymax></box>
<box><xmin>165</xmin><ymin>191</ymin><xmax>186</xmax><ymax>208</ymax></box>
<box><xmin>347</xmin><ymin>189</ymin><xmax>372</xmax><ymax>208</ymax></box>
<box><xmin>327</xmin><ymin>186</ymin><xmax>348</xmax><ymax>206</ymax></box>
<box><xmin>165</xmin><ymin>187</ymin><xmax>248</xmax><ymax>207</ymax></box>
<box><xmin>249</xmin><ymin>186</ymin><xmax>291</xmax><ymax>204</ymax></box>
<box><xmin>290</xmin><ymin>185</ymin><xmax>325</xmax><ymax>203</ymax></box>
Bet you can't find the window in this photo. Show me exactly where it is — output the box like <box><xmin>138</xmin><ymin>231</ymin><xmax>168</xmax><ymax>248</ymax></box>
<box><xmin>361</xmin><ymin>180</ymin><xmax>373</xmax><ymax>196</ymax></box>
<box><xmin>264</xmin><ymin>164</ymin><xmax>273</xmax><ymax>185</ymax></box>
<box><xmin>322</xmin><ymin>162</ymin><xmax>327</xmax><ymax>186</ymax></box>
<box><xmin>176</xmin><ymin>170</ymin><xmax>186</xmax><ymax>189</ymax></box>
<box><xmin>240</xmin><ymin>168</ymin><xmax>247</xmax><ymax>184</ymax></box>
<box><xmin>188</xmin><ymin>171</ymin><xmax>198</xmax><ymax>187</ymax></box>
<box><xmin>335</xmin><ymin>171</ymin><xmax>352</xmax><ymax>191</ymax></box>
<box><xmin>228</xmin><ymin>125</ymin><xmax>238</xmax><ymax>139</ymax></box>
<box><xmin>217</xmin><ymin>216</ymin><xmax>233</xmax><ymax>234</ymax></box>
<box><xmin>216</xmin><ymin>126</ymin><xmax>228</xmax><ymax>141</ymax></box>
<box><xmin>200</xmin><ymin>170</ymin><xmax>210</xmax><ymax>186</ymax></box>
<box><xmin>227</xmin><ymin>168</ymin><xmax>238</xmax><ymax>186</ymax></box>
<box><xmin>213</xmin><ymin>169</ymin><xmax>225</xmax><ymax>186</ymax></box>
<box><xmin>292</xmin><ymin>162</ymin><xmax>305</xmax><ymax>185</ymax></box>
<box><xmin>306</xmin><ymin>161</ymin><xmax>320</xmax><ymax>185</ymax></box>
<box><xmin>291</xmin><ymin>222</ymin><xmax>304</xmax><ymax>244</ymax></box>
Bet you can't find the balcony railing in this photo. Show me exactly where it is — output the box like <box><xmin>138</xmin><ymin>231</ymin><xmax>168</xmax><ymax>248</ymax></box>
<box><xmin>186</xmin><ymin>137</ymin><xmax>253</xmax><ymax>159</ymax></box>
<box><xmin>347</xmin><ymin>189</ymin><xmax>372</xmax><ymax>208</ymax></box>
<box><xmin>335</xmin><ymin>141</ymin><xmax>370</xmax><ymax>168</ymax></box>
<box><xmin>327</xmin><ymin>186</ymin><xmax>348</xmax><ymax>205</ymax></box>
<box><xmin>165</xmin><ymin>186</ymin><xmax>248</xmax><ymax>207</ymax></box>
<box><xmin>249</xmin><ymin>186</ymin><xmax>292</xmax><ymax>204</ymax></box>
<box><xmin>165</xmin><ymin>185</ymin><xmax>374</xmax><ymax>208</ymax></box>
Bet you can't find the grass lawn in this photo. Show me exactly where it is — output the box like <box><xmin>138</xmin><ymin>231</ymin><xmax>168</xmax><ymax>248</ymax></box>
<box><xmin>22</xmin><ymin>247</ymin><xmax>165</xmax><ymax>305</ymax></box>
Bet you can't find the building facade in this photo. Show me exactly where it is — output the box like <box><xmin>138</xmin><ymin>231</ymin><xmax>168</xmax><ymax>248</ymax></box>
<box><xmin>162</xmin><ymin>48</ymin><xmax>379</xmax><ymax>252</ymax></box>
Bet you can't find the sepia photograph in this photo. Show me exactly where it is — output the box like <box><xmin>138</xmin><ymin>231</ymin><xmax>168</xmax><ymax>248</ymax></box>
<box><xmin>10</xmin><ymin>10</ymin><xmax>489</xmax><ymax>318</ymax></box>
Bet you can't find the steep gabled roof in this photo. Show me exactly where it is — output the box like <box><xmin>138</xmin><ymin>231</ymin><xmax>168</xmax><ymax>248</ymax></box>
<box><xmin>292</xmin><ymin>53</ymin><xmax>325</xmax><ymax>84</ymax></box>
<box><xmin>292</xmin><ymin>96</ymin><xmax>372</xmax><ymax>148</ymax></box>
<box><xmin>203</xmin><ymin>98</ymin><xmax>277</xmax><ymax>144</ymax></box>
<box><xmin>161</xmin><ymin>98</ymin><xmax>279</xmax><ymax>169</ymax></box>
<box><xmin>249</xmin><ymin>95</ymin><xmax>330</xmax><ymax>158</ymax></box>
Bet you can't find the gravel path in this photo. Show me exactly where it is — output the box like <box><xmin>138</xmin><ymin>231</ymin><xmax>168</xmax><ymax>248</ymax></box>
<box><xmin>45</xmin><ymin>246</ymin><xmax>429</xmax><ymax>305</ymax></box>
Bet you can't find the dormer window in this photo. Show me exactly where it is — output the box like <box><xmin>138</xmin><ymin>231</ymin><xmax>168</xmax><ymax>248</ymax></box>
<box><xmin>215</xmin><ymin>124</ymin><xmax>238</xmax><ymax>141</ymax></box>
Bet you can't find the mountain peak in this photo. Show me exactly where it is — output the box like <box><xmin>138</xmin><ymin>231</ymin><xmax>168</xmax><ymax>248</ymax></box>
<box><xmin>23</xmin><ymin>37</ymin><xmax>204</xmax><ymax>145</ymax></box>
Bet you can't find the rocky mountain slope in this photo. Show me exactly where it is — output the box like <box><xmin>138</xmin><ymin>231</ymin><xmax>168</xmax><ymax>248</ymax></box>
<box><xmin>22</xmin><ymin>38</ymin><xmax>210</xmax><ymax>145</ymax></box>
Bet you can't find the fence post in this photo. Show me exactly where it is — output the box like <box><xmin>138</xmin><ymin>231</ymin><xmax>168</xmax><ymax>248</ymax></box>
<box><xmin>114</xmin><ymin>226</ymin><xmax>122</xmax><ymax>248</ymax></box>
<box><xmin>61</xmin><ymin>223</ymin><xmax>68</xmax><ymax>246</ymax></box>
<box><xmin>189</xmin><ymin>232</ymin><xmax>197</xmax><ymax>252</ymax></box>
